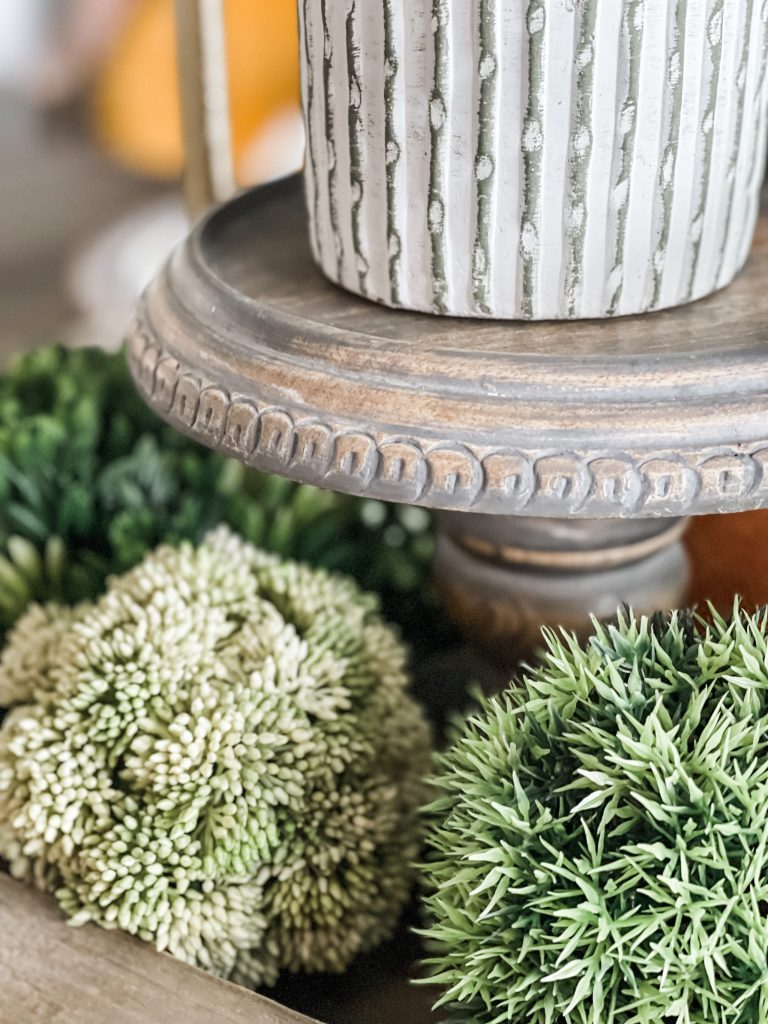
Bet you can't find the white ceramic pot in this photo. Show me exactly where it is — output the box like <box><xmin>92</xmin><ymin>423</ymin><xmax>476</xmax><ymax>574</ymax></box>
<box><xmin>299</xmin><ymin>0</ymin><xmax>768</xmax><ymax>320</ymax></box>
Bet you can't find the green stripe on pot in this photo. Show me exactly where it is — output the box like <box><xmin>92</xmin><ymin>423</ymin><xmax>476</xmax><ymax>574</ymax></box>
<box><xmin>651</xmin><ymin>0</ymin><xmax>688</xmax><ymax>309</ymax></box>
<box><xmin>429</xmin><ymin>0</ymin><xmax>450</xmax><ymax>314</ymax></box>
<box><xmin>565</xmin><ymin>0</ymin><xmax>599</xmax><ymax>317</ymax></box>
<box><xmin>608</xmin><ymin>0</ymin><xmax>646</xmax><ymax>316</ymax></box>
<box><xmin>346</xmin><ymin>0</ymin><xmax>369</xmax><ymax>297</ymax></box>
<box><xmin>302</xmin><ymin>0</ymin><xmax>322</xmax><ymax>267</ymax></box>
<box><xmin>321</xmin><ymin>0</ymin><xmax>344</xmax><ymax>283</ymax></box>
<box><xmin>472</xmin><ymin>0</ymin><xmax>499</xmax><ymax>316</ymax></box>
<box><xmin>383</xmin><ymin>0</ymin><xmax>402</xmax><ymax>306</ymax></box>
<box><xmin>685</xmin><ymin>0</ymin><xmax>725</xmax><ymax>302</ymax></box>
<box><xmin>521</xmin><ymin>2</ymin><xmax>547</xmax><ymax>320</ymax></box>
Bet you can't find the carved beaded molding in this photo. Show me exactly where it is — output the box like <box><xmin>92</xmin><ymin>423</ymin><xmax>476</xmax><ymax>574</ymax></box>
<box><xmin>128</xmin><ymin>330</ymin><xmax>768</xmax><ymax>519</ymax></box>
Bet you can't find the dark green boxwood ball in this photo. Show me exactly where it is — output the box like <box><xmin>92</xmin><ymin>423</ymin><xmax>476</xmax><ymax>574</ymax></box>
<box><xmin>420</xmin><ymin>606</ymin><xmax>768</xmax><ymax>1024</ymax></box>
<box><xmin>0</xmin><ymin>345</ymin><xmax>436</xmax><ymax>642</ymax></box>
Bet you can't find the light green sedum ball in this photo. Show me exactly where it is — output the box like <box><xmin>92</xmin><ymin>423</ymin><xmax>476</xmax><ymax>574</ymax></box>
<box><xmin>0</xmin><ymin>528</ymin><xmax>431</xmax><ymax>986</ymax></box>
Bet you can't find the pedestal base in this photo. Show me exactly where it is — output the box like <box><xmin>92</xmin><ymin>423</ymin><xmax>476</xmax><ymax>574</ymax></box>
<box><xmin>434</xmin><ymin>514</ymin><xmax>690</xmax><ymax>662</ymax></box>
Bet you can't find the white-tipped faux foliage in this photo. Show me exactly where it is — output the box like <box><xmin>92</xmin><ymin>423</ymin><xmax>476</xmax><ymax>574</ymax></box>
<box><xmin>0</xmin><ymin>528</ymin><xmax>431</xmax><ymax>986</ymax></box>
<box><xmin>421</xmin><ymin>607</ymin><xmax>768</xmax><ymax>1024</ymax></box>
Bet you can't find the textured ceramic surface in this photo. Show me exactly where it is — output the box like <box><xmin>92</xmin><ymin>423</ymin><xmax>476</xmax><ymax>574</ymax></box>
<box><xmin>299</xmin><ymin>0</ymin><xmax>768</xmax><ymax>320</ymax></box>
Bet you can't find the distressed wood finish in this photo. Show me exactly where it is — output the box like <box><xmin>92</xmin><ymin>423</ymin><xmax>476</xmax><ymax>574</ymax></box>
<box><xmin>0</xmin><ymin>875</ymin><xmax>435</xmax><ymax>1024</ymax></box>
<box><xmin>0</xmin><ymin>875</ymin><xmax>318</xmax><ymax>1024</ymax></box>
<box><xmin>434</xmin><ymin>514</ymin><xmax>691</xmax><ymax>658</ymax></box>
<box><xmin>128</xmin><ymin>174</ymin><xmax>768</xmax><ymax>521</ymax></box>
<box><xmin>174</xmin><ymin>0</ymin><xmax>235</xmax><ymax>218</ymax></box>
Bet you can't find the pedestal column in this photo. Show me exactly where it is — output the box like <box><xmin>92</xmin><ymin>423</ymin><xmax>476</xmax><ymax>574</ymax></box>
<box><xmin>434</xmin><ymin>513</ymin><xmax>690</xmax><ymax>661</ymax></box>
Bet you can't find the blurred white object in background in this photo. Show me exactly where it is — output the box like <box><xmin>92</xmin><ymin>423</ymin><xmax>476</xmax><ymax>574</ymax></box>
<box><xmin>14</xmin><ymin>0</ymin><xmax>134</xmax><ymax>106</ymax></box>
<box><xmin>0</xmin><ymin>1</ymin><xmax>53</xmax><ymax>90</ymax></box>
<box><xmin>67</xmin><ymin>196</ymin><xmax>187</xmax><ymax>350</ymax></box>
<box><xmin>239</xmin><ymin>105</ymin><xmax>304</xmax><ymax>189</ymax></box>
<box><xmin>66</xmin><ymin>138</ymin><xmax>303</xmax><ymax>351</ymax></box>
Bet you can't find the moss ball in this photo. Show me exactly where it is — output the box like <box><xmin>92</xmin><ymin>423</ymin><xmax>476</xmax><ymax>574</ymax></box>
<box><xmin>0</xmin><ymin>528</ymin><xmax>431</xmax><ymax>986</ymax></box>
<box><xmin>421</xmin><ymin>607</ymin><xmax>768</xmax><ymax>1024</ymax></box>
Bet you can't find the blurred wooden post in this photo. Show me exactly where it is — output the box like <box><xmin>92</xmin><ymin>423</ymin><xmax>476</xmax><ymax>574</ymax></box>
<box><xmin>174</xmin><ymin>0</ymin><xmax>235</xmax><ymax>218</ymax></box>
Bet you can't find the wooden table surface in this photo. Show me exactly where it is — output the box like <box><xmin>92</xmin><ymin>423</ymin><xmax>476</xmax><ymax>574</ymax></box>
<box><xmin>0</xmin><ymin>875</ymin><xmax>438</xmax><ymax>1024</ymax></box>
<box><xmin>0</xmin><ymin>875</ymin><xmax>316</xmax><ymax>1024</ymax></box>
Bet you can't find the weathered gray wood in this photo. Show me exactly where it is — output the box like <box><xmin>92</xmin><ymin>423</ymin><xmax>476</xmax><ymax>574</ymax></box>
<box><xmin>435</xmin><ymin>514</ymin><xmax>691</xmax><ymax>658</ymax></box>
<box><xmin>0</xmin><ymin>875</ymin><xmax>319</xmax><ymax>1024</ymax></box>
<box><xmin>128</xmin><ymin>174</ymin><xmax>768</xmax><ymax>520</ymax></box>
<box><xmin>175</xmin><ymin>0</ymin><xmax>235</xmax><ymax>218</ymax></box>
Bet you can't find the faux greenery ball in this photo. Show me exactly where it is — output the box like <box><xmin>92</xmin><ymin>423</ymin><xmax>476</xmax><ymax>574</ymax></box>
<box><xmin>0</xmin><ymin>528</ymin><xmax>431</xmax><ymax>985</ymax></box>
<box><xmin>421</xmin><ymin>606</ymin><xmax>768</xmax><ymax>1024</ymax></box>
<box><xmin>0</xmin><ymin>344</ymin><xmax>434</xmax><ymax>638</ymax></box>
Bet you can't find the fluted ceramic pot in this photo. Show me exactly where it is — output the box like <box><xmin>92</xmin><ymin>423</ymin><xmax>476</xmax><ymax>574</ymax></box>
<box><xmin>299</xmin><ymin>0</ymin><xmax>768</xmax><ymax>320</ymax></box>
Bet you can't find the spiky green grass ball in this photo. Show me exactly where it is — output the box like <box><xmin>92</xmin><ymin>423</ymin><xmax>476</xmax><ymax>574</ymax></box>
<box><xmin>421</xmin><ymin>607</ymin><xmax>768</xmax><ymax>1024</ymax></box>
<box><xmin>0</xmin><ymin>528</ymin><xmax>431</xmax><ymax>986</ymax></box>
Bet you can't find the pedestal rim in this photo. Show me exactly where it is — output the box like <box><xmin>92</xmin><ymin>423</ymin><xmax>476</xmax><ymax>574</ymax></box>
<box><xmin>128</xmin><ymin>175</ymin><xmax>768</xmax><ymax>519</ymax></box>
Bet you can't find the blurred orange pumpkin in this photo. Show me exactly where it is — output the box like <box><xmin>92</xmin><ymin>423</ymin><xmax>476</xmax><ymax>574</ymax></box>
<box><xmin>92</xmin><ymin>0</ymin><xmax>301</xmax><ymax>181</ymax></box>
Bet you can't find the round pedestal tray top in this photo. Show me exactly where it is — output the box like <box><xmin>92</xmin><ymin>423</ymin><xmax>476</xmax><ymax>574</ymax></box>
<box><xmin>128</xmin><ymin>175</ymin><xmax>768</xmax><ymax>519</ymax></box>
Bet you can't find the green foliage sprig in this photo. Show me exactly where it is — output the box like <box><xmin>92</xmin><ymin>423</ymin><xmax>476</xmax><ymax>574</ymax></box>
<box><xmin>420</xmin><ymin>605</ymin><xmax>768</xmax><ymax>1024</ymax></box>
<box><xmin>0</xmin><ymin>345</ymin><xmax>434</xmax><ymax>636</ymax></box>
<box><xmin>0</xmin><ymin>529</ymin><xmax>432</xmax><ymax>985</ymax></box>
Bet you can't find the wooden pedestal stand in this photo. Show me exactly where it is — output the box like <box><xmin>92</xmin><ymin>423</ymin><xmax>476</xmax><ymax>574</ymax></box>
<box><xmin>128</xmin><ymin>175</ymin><xmax>767</xmax><ymax>658</ymax></box>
